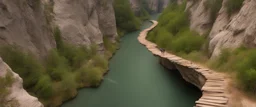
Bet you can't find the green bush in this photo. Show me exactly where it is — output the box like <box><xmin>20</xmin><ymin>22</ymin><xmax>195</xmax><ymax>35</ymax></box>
<box><xmin>103</xmin><ymin>37</ymin><xmax>117</xmax><ymax>54</ymax></box>
<box><xmin>0</xmin><ymin>72</ymin><xmax>16</xmax><ymax>106</ymax></box>
<box><xmin>46</xmin><ymin>50</ymin><xmax>69</xmax><ymax>81</ymax></box>
<box><xmin>60</xmin><ymin>72</ymin><xmax>77</xmax><ymax>93</ymax></box>
<box><xmin>0</xmin><ymin>46</ymin><xmax>43</xmax><ymax>88</ymax></box>
<box><xmin>238</xmin><ymin>69</ymin><xmax>256</xmax><ymax>93</ymax></box>
<box><xmin>155</xmin><ymin>28</ymin><xmax>173</xmax><ymax>48</ymax></box>
<box><xmin>34</xmin><ymin>75</ymin><xmax>53</xmax><ymax>99</ymax></box>
<box><xmin>75</xmin><ymin>63</ymin><xmax>103</xmax><ymax>86</ymax></box>
<box><xmin>114</xmin><ymin>0</ymin><xmax>141</xmax><ymax>33</ymax></box>
<box><xmin>147</xmin><ymin>2</ymin><xmax>205</xmax><ymax>54</ymax></box>
<box><xmin>208</xmin><ymin>48</ymin><xmax>256</xmax><ymax>93</ymax></box>
<box><xmin>85</xmin><ymin>67</ymin><xmax>103</xmax><ymax>86</ymax></box>
<box><xmin>226</xmin><ymin>0</ymin><xmax>243</xmax><ymax>15</ymax></box>
<box><xmin>93</xmin><ymin>55</ymin><xmax>108</xmax><ymax>70</ymax></box>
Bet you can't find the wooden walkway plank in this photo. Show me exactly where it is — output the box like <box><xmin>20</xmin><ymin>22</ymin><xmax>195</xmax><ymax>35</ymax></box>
<box><xmin>138</xmin><ymin>20</ymin><xmax>229</xmax><ymax>107</ymax></box>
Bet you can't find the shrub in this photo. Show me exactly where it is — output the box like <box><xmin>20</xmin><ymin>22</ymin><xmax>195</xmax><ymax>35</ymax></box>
<box><xmin>171</xmin><ymin>30</ymin><xmax>205</xmax><ymax>53</ymax></box>
<box><xmin>93</xmin><ymin>54</ymin><xmax>108</xmax><ymax>70</ymax></box>
<box><xmin>46</xmin><ymin>50</ymin><xmax>69</xmax><ymax>81</ymax></box>
<box><xmin>103</xmin><ymin>37</ymin><xmax>117</xmax><ymax>54</ymax></box>
<box><xmin>85</xmin><ymin>67</ymin><xmax>103</xmax><ymax>86</ymax></box>
<box><xmin>181</xmin><ymin>51</ymin><xmax>208</xmax><ymax>63</ymax></box>
<box><xmin>155</xmin><ymin>28</ymin><xmax>173</xmax><ymax>48</ymax></box>
<box><xmin>60</xmin><ymin>72</ymin><xmax>77</xmax><ymax>94</ymax></box>
<box><xmin>238</xmin><ymin>69</ymin><xmax>256</xmax><ymax>93</ymax></box>
<box><xmin>216</xmin><ymin>48</ymin><xmax>231</xmax><ymax>67</ymax></box>
<box><xmin>226</xmin><ymin>0</ymin><xmax>244</xmax><ymax>15</ymax></box>
<box><xmin>0</xmin><ymin>46</ymin><xmax>43</xmax><ymax>88</ymax></box>
<box><xmin>34</xmin><ymin>75</ymin><xmax>53</xmax><ymax>99</ymax></box>
<box><xmin>0</xmin><ymin>72</ymin><xmax>16</xmax><ymax>106</ymax></box>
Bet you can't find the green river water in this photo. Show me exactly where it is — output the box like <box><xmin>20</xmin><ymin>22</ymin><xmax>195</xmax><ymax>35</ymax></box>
<box><xmin>62</xmin><ymin>14</ymin><xmax>202</xmax><ymax>107</ymax></box>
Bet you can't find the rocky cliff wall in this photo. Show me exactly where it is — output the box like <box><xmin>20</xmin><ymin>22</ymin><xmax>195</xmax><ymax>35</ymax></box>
<box><xmin>0</xmin><ymin>0</ymin><xmax>56</xmax><ymax>57</ymax></box>
<box><xmin>0</xmin><ymin>57</ymin><xmax>43</xmax><ymax>107</ymax></box>
<box><xmin>185</xmin><ymin>0</ymin><xmax>256</xmax><ymax>58</ymax></box>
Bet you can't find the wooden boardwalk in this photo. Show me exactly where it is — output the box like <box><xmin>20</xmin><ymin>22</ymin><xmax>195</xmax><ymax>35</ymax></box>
<box><xmin>138</xmin><ymin>20</ymin><xmax>229</xmax><ymax>107</ymax></box>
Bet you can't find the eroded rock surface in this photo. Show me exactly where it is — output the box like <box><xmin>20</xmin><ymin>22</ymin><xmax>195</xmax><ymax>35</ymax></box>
<box><xmin>0</xmin><ymin>57</ymin><xmax>43</xmax><ymax>107</ymax></box>
<box><xmin>0</xmin><ymin>0</ymin><xmax>56</xmax><ymax>57</ymax></box>
<box><xmin>186</xmin><ymin>0</ymin><xmax>256</xmax><ymax>57</ymax></box>
<box><xmin>53</xmin><ymin>0</ymin><xmax>117</xmax><ymax>50</ymax></box>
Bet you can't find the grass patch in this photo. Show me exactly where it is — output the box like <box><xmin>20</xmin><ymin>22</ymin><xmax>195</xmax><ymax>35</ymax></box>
<box><xmin>226</xmin><ymin>0</ymin><xmax>243</xmax><ymax>16</ymax></box>
<box><xmin>147</xmin><ymin>2</ymin><xmax>205</xmax><ymax>54</ymax></box>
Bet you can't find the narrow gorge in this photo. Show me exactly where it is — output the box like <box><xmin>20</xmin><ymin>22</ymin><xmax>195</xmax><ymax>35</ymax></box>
<box><xmin>1</xmin><ymin>0</ymin><xmax>256</xmax><ymax>107</ymax></box>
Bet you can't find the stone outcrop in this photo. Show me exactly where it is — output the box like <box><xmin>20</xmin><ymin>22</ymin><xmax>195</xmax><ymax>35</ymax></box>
<box><xmin>0</xmin><ymin>0</ymin><xmax>56</xmax><ymax>57</ymax></box>
<box><xmin>53</xmin><ymin>0</ymin><xmax>117</xmax><ymax>51</ymax></box>
<box><xmin>0</xmin><ymin>57</ymin><xmax>43</xmax><ymax>107</ymax></box>
<box><xmin>185</xmin><ymin>0</ymin><xmax>256</xmax><ymax>58</ymax></box>
<box><xmin>209</xmin><ymin>0</ymin><xmax>256</xmax><ymax>57</ymax></box>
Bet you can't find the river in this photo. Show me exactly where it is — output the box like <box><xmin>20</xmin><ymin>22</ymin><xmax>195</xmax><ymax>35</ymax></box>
<box><xmin>62</xmin><ymin>14</ymin><xmax>202</xmax><ymax>107</ymax></box>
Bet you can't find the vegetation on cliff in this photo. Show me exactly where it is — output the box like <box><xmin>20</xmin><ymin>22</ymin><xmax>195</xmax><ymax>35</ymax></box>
<box><xmin>114</xmin><ymin>0</ymin><xmax>141</xmax><ymax>36</ymax></box>
<box><xmin>148</xmin><ymin>0</ymin><xmax>256</xmax><ymax>95</ymax></box>
<box><xmin>226</xmin><ymin>0</ymin><xmax>244</xmax><ymax>15</ymax></box>
<box><xmin>0</xmin><ymin>72</ymin><xmax>18</xmax><ymax>107</ymax></box>
<box><xmin>0</xmin><ymin>27</ymin><xmax>117</xmax><ymax>106</ymax></box>
<box><xmin>147</xmin><ymin>2</ymin><xmax>205</xmax><ymax>54</ymax></box>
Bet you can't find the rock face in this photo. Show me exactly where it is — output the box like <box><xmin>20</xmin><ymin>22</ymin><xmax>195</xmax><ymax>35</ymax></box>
<box><xmin>0</xmin><ymin>0</ymin><xmax>118</xmax><ymax>106</ymax></box>
<box><xmin>160</xmin><ymin>58</ymin><xmax>206</xmax><ymax>89</ymax></box>
<box><xmin>53</xmin><ymin>0</ymin><xmax>117</xmax><ymax>50</ymax></box>
<box><xmin>186</xmin><ymin>0</ymin><xmax>212</xmax><ymax>35</ymax></box>
<box><xmin>0</xmin><ymin>57</ymin><xmax>43</xmax><ymax>107</ymax></box>
<box><xmin>209</xmin><ymin>0</ymin><xmax>256</xmax><ymax>57</ymax></box>
<box><xmin>0</xmin><ymin>0</ymin><xmax>56</xmax><ymax>57</ymax></box>
<box><xmin>186</xmin><ymin>0</ymin><xmax>256</xmax><ymax>57</ymax></box>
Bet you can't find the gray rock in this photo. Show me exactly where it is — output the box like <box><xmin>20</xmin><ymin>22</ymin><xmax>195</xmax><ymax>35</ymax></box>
<box><xmin>0</xmin><ymin>57</ymin><xmax>43</xmax><ymax>107</ymax></box>
<box><xmin>0</xmin><ymin>0</ymin><xmax>56</xmax><ymax>57</ymax></box>
<box><xmin>53</xmin><ymin>0</ymin><xmax>117</xmax><ymax>51</ymax></box>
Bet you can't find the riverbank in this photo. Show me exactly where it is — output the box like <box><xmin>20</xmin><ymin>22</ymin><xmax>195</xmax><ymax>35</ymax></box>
<box><xmin>138</xmin><ymin>20</ymin><xmax>229</xmax><ymax>107</ymax></box>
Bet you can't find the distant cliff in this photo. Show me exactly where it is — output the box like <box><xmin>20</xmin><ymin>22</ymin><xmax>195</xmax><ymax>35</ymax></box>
<box><xmin>185</xmin><ymin>0</ymin><xmax>255</xmax><ymax>58</ymax></box>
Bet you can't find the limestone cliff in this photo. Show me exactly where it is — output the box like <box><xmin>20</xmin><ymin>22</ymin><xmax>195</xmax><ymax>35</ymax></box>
<box><xmin>185</xmin><ymin>0</ymin><xmax>256</xmax><ymax>58</ymax></box>
<box><xmin>0</xmin><ymin>57</ymin><xmax>43</xmax><ymax>107</ymax></box>
<box><xmin>0</xmin><ymin>0</ymin><xmax>56</xmax><ymax>57</ymax></box>
<box><xmin>53</xmin><ymin>0</ymin><xmax>117</xmax><ymax>51</ymax></box>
